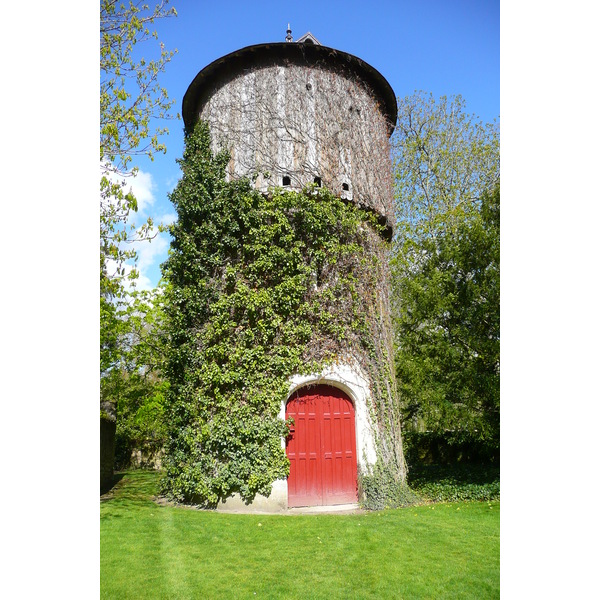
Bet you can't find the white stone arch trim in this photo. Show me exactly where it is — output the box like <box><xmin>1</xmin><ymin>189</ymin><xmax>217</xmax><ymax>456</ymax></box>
<box><xmin>281</xmin><ymin>363</ymin><xmax>377</xmax><ymax>469</ymax></box>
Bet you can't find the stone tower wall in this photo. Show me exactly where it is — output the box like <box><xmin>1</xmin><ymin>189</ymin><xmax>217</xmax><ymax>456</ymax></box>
<box><xmin>194</xmin><ymin>59</ymin><xmax>394</xmax><ymax>232</ymax></box>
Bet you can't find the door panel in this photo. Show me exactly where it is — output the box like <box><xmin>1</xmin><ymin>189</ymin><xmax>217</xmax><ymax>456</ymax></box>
<box><xmin>286</xmin><ymin>384</ymin><xmax>358</xmax><ymax>507</ymax></box>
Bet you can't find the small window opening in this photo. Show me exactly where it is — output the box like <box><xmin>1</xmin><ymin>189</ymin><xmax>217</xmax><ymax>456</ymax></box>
<box><xmin>342</xmin><ymin>182</ymin><xmax>349</xmax><ymax>191</ymax></box>
<box><xmin>314</xmin><ymin>177</ymin><xmax>322</xmax><ymax>187</ymax></box>
<box><xmin>282</xmin><ymin>175</ymin><xmax>291</xmax><ymax>186</ymax></box>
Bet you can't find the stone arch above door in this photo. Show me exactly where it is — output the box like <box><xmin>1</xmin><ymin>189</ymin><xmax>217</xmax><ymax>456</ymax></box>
<box><xmin>282</xmin><ymin>363</ymin><xmax>377</xmax><ymax>471</ymax></box>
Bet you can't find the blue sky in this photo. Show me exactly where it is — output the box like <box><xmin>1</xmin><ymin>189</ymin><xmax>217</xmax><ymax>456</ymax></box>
<box><xmin>126</xmin><ymin>0</ymin><xmax>499</xmax><ymax>290</ymax></box>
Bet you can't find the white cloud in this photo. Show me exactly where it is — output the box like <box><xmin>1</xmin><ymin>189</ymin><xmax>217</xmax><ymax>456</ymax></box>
<box><xmin>127</xmin><ymin>169</ymin><xmax>156</xmax><ymax>217</ymax></box>
<box><xmin>136</xmin><ymin>231</ymin><xmax>169</xmax><ymax>272</ymax></box>
<box><xmin>166</xmin><ymin>175</ymin><xmax>180</xmax><ymax>193</ymax></box>
<box><xmin>105</xmin><ymin>246</ymin><xmax>157</xmax><ymax>294</ymax></box>
<box><xmin>114</xmin><ymin>229</ymin><xmax>170</xmax><ymax>293</ymax></box>
<box><xmin>157</xmin><ymin>211</ymin><xmax>177</xmax><ymax>226</ymax></box>
<box><xmin>102</xmin><ymin>163</ymin><xmax>172</xmax><ymax>291</ymax></box>
<box><xmin>100</xmin><ymin>163</ymin><xmax>157</xmax><ymax>221</ymax></box>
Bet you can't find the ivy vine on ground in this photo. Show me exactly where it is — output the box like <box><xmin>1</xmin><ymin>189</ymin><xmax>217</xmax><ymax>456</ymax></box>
<box><xmin>160</xmin><ymin>121</ymin><xmax>408</xmax><ymax>508</ymax></box>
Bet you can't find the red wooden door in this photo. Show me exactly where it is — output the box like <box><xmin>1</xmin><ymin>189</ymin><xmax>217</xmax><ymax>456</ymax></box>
<box><xmin>286</xmin><ymin>385</ymin><xmax>358</xmax><ymax>507</ymax></box>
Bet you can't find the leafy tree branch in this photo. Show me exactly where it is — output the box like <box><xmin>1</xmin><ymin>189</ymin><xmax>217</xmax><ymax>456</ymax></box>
<box><xmin>100</xmin><ymin>0</ymin><xmax>177</xmax><ymax>297</ymax></box>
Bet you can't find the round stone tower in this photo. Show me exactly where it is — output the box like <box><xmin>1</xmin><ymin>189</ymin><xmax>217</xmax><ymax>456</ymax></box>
<box><xmin>181</xmin><ymin>32</ymin><xmax>402</xmax><ymax>511</ymax></box>
<box><xmin>183</xmin><ymin>33</ymin><xmax>397</xmax><ymax>238</ymax></box>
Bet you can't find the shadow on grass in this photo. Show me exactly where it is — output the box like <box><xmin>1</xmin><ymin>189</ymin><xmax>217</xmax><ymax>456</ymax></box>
<box><xmin>100</xmin><ymin>473</ymin><xmax>124</xmax><ymax>497</ymax></box>
<box><xmin>407</xmin><ymin>463</ymin><xmax>500</xmax><ymax>503</ymax></box>
<box><xmin>408</xmin><ymin>463</ymin><xmax>500</xmax><ymax>485</ymax></box>
<box><xmin>100</xmin><ymin>470</ymin><xmax>160</xmax><ymax>505</ymax></box>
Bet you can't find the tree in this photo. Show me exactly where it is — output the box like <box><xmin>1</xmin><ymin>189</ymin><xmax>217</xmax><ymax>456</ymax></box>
<box><xmin>100</xmin><ymin>1</ymin><xmax>177</xmax><ymax>485</ymax></box>
<box><xmin>394</xmin><ymin>187</ymin><xmax>499</xmax><ymax>446</ymax></box>
<box><xmin>393</xmin><ymin>92</ymin><xmax>499</xmax><ymax>242</ymax></box>
<box><xmin>99</xmin><ymin>2</ymin><xmax>177</xmax><ymax>481</ymax></box>
<box><xmin>101</xmin><ymin>287</ymin><xmax>169</xmax><ymax>468</ymax></box>
<box><xmin>392</xmin><ymin>92</ymin><xmax>499</xmax><ymax>451</ymax></box>
<box><xmin>100</xmin><ymin>0</ymin><xmax>177</xmax><ymax>297</ymax></box>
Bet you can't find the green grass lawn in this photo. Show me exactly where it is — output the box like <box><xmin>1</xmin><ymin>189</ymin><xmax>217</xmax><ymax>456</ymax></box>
<box><xmin>101</xmin><ymin>471</ymin><xmax>499</xmax><ymax>599</ymax></box>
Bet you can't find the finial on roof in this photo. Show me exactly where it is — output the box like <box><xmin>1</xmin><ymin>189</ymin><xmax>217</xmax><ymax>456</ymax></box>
<box><xmin>285</xmin><ymin>23</ymin><xmax>293</xmax><ymax>42</ymax></box>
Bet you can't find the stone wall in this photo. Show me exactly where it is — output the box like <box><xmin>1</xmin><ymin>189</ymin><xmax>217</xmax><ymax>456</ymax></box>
<box><xmin>198</xmin><ymin>61</ymin><xmax>394</xmax><ymax>232</ymax></box>
<box><xmin>127</xmin><ymin>448</ymin><xmax>164</xmax><ymax>470</ymax></box>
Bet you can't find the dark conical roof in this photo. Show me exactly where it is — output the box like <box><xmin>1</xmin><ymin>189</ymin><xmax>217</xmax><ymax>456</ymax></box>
<box><xmin>182</xmin><ymin>42</ymin><xmax>397</xmax><ymax>136</ymax></box>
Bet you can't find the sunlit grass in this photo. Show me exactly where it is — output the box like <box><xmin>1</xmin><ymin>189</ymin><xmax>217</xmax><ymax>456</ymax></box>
<box><xmin>101</xmin><ymin>471</ymin><xmax>499</xmax><ymax>599</ymax></box>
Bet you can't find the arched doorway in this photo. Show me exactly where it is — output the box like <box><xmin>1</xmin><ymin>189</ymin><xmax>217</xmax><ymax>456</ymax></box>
<box><xmin>286</xmin><ymin>384</ymin><xmax>358</xmax><ymax>507</ymax></box>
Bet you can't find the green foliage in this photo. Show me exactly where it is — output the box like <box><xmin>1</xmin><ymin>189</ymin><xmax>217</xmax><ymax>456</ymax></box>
<box><xmin>403</xmin><ymin>429</ymin><xmax>500</xmax><ymax>467</ymax></box>
<box><xmin>101</xmin><ymin>294</ymin><xmax>128</xmax><ymax>376</ymax></box>
<box><xmin>161</xmin><ymin>121</ymin><xmax>401</xmax><ymax>507</ymax></box>
<box><xmin>395</xmin><ymin>187</ymin><xmax>500</xmax><ymax>444</ymax></box>
<box><xmin>100</xmin><ymin>2</ymin><xmax>177</xmax><ymax>483</ymax></box>
<box><xmin>101</xmin><ymin>287</ymin><xmax>168</xmax><ymax>467</ymax></box>
<box><xmin>393</xmin><ymin>92</ymin><xmax>499</xmax><ymax>242</ymax></box>
<box><xmin>408</xmin><ymin>464</ymin><xmax>500</xmax><ymax>503</ymax></box>
<box><xmin>100</xmin><ymin>0</ymin><xmax>177</xmax><ymax>297</ymax></box>
<box><xmin>101</xmin><ymin>287</ymin><xmax>168</xmax><ymax>377</ymax></box>
<box><xmin>359</xmin><ymin>461</ymin><xmax>419</xmax><ymax>510</ymax></box>
<box><xmin>402</xmin><ymin>430</ymin><xmax>499</xmax><ymax>466</ymax></box>
<box><xmin>392</xmin><ymin>93</ymin><xmax>500</xmax><ymax>448</ymax></box>
<box><xmin>102</xmin><ymin>371</ymin><xmax>168</xmax><ymax>469</ymax></box>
